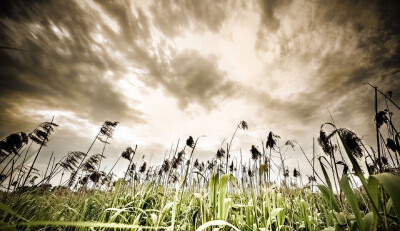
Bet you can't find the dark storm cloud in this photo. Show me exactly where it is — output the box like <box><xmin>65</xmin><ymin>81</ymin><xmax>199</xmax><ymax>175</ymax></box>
<box><xmin>314</xmin><ymin>0</ymin><xmax>400</xmax><ymax>70</ymax></box>
<box><xmin>93</xmin><ymin>0</ymin><xmax>238</xmax><ymax>110</ymax></box>
<box><xmin>307</xmin><ymin>0</ymin><xmax>400</xmax><ymax>116</ymax></box>
<box><xmin>131</xmin><ymin>47</ymin><xmax>238</xmax><ymax>110</ymax></box>
<box><xmin>0</xmin><ymin>0</ymin><xmax>145</xmax><ymax>137</ymax></box>
<box><xmin>1</xmin><ymin>0</ymin><xmax>399</xmax><ymax>140</ymax></box>
<box><xmin>149</xmin><ymin>0</ymin><xmax>231</xmax><ymax>37</ymax></box>
<box><xmin>255</xmin><ymin>0</ymin><xmax>292</xmax><ymax>51</ymax></box>
<box><xmin>258</xmin><ymin>0</ymin><xmax>291</xmax><ymax>31</ymax></box>
<box><xmin>252</xmin><ymin>0</ymin><xmax>400</xmax><ymax>138</ymax></box>
<box><xmin>167</xmin><ymin>50</ymin><xmax>237</xmax><ymax>110</ymax></box>
<box><xmin>93</xmin><ymin>0</ymin><xmax>152</xmax><ymax>43</ymax></box>
<box><xmin>0</xmin><ymin>0</ymin><xmax>244</xmax><ymax>139</ymax></box>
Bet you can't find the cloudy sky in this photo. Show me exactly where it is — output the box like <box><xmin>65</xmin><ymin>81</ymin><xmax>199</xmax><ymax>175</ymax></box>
<box><xmin>0</xmin><ymin>0</ymin><xmax>399</xmax><ymax>181</ymax></box>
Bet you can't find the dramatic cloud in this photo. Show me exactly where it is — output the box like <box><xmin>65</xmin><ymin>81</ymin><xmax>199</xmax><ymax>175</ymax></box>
<box><xmin>0</xmin><ymin>0</ymin><xmax>399</xmax><ymax>182</ymax></box>
<box><xmin>251</xmin><ymin>0</ymin><xmax>400</xmax><ymax>136</ymax></box>
<box><xmin>166</xmin><ymin>50</ymin><xmax>238</xmax><ymax>109</ymax></box>
<box><xmin>150</xmin><ymin>0</ymin><xmax>230</xmax><ymax>37</ymax></box>
<box><xmin>0</xmin><ymin>0</ymin><xmax>145</xmax><ymax>136</ymax></box>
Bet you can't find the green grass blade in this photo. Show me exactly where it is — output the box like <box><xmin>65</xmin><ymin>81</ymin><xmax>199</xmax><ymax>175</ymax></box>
<box><xmin>338</xmin><ymin>135</ymin><xmax>382</xmax><ymax>221</ymax></box>
<box><xmin>364</xmin><ymin>212</ymin><xmax>376</xmax><ymax>231</ymax></box>
<box><xmin>317</xmin><ymin>185</ymin><xmax>340</xmax><ymax>212</ymax></box>
<box><xmin>0</xmin><ymin>221</ymin><xmax>167</xmax><ymax>230</ymax></box>
<box><xmin>0</xmin><ymin>201</ymin><xmax>28</xmax><ymax>222</ymax></box>
<box><xmin>372</xmin><ymin>173</ymin><xmax>400</xmax><ymax>221</ymax></box>
<box><xmin>218</xmin><ymin>174</ymin><xmax>233</xmax><ymax>221</ymax></box>
<box><xmin>319</xmin><ymin>156</ymin><xmax>333</xmax><ymax>191</ymax></box>
<box><xmin>339</xmin><ymin>175</ymin><xmax>364</xmax><ymax>231</ymax></box>
<box><xmin>194</xmin><ymin>220</ymin><xmax>240</xmax><ymax>231</ymax></box>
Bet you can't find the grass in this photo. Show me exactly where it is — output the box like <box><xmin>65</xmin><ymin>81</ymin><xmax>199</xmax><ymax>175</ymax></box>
<box><xmin>1</xmin><ymin>169</ymin><xmax>400</xmax><ymax>230</ymax></box>
<box><xmin>0</xmin><ymin>84</ymin><xmax>400</xmax><ymax>230</ymax></box>
<box><xmin>0</xmin><ymin>178</ymin><xmax>324</xmax><ymax>230</ymax></box>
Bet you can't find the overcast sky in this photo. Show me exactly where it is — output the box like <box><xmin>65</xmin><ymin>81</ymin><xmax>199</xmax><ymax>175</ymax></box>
<box><xmin>0</xmin><ymin>0</ymin><xmax>399</xmax><ymax>181</ymax></box>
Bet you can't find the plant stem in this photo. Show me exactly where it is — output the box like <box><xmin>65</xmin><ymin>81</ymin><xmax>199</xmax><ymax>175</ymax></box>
<box><xmin>123</xmin><ymin>145</ymin><xmax>137</xmax><ymax>181</ymax></box>
<box><xmin>43</xmin><ymin>151</ymin><xmax>54</xmax><ymax>181</ymax></box>
<box><xmin>226</xmin><ymin>124</ymin><xmax>240</xmax><ymax>173</ymax></box>
<box><xmin>22</xmin><ymin>116</ymin><xmax>55</xmax><ymax>187</ymax></box>
<box><xmin>375</xmin><ymin>87</ymin><xmax>383</xmax><ymax>172</ymax></box>
<box><xmin>98</xmin><ymin>137</ymin><xmax>108</xmax><ymax>171</ymax></box>
<box><xmin>68</xmin><ymin>130</ymin><xmax>100</xmax><ymax>186</ymax></box>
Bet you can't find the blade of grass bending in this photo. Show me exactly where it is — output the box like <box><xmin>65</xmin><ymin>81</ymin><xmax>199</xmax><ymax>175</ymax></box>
<box><xmin>0</xmin><ymin>202</ymin><xmax>28</xmax><ymax>222</ymax></box>
<box><xmin>319</xmin><ymin>156</ymin><xmax>333</xmax><ymax>191</ymax></box>
<box><xmin>193</xmin><ymin>171</ymin><xmax>208</xmax><ymax>184</ymax></box>
<box><xmin>195</xmin><ymin>220</ymin><xmax>240</xmax><ymax>231</ymax></box>
<box><xmin>171</xmin><ymin>176</ymin><xmax>185</xmax><ymax>230</ymax></box>
<box><xmin>318</xmin><ymin>157</ymin><xmax>339</xmax><ymax>212</ymax></box>
<box><xmin>111</xmin><ymin>178</ymin><xmax>122</xmax><ymax>208</ymax></box>
<box><xmin>218</xmin><ymin>174</ymin><xmax>236</xmax><ymax>221</ymax></box>
<box><xmin>338</xmin><ymin>135</ymin><xmax>382</xmax><ymax>222</ymax></box>
<box><xmin>364</xmin><ymin>212</ymin><xmax>377</xmax><ymax>231</ymax></box>
<box><xmin>372</xmin><ymin>173</ymin><xmax>400</xmax><ymax>221</ymax></box>
<box><xmin>208</xmin><ymin>173</ymin><xmax>219</xmax><ymax>219</ymax></box>
<box><xmin>339</xmin><ymin>175</ymin><xmax>365</xmax><ymax>231</ymax></box>
<box><xmin>317</xmin><ymin>185</ymin><xmax>340</xmax><ymax>212</ymax></box>
<box><xmin>366</xmin><ymin>175</ymin><xmax>379</xmax><ymax>226</ymax></box>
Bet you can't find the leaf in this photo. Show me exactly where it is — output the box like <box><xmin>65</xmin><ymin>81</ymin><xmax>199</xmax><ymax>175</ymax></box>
<box><xmin>364</xmin><ymin>212</ymin><xmax>376</xmax><ymax>231</ymax></box>
<box><xmin>372</xmin><ymin>173</ymin><xmax>400</xmax><ymax>221</ymax></box>
<box><xmin>110</xmin><ymin>178</ymin><xmax>122</xmax><ymax>208</ymax></box>
<box><xmin>270</xmin><ymin>208</ymin><xmax>284</xmax><ymax>218</ymax></box>
<box><xmin>317</xmin><ymin>185</ymin><xmax>340</xmax><ymax>212</ymax></box>
<box><xmin>334</xmin><ymin>212</ymin><xmax>347</xmax><ymax>226</ymax></box>
<box><xmin>0</xmin><ymin>221</ymin><xmax>163</xmax><ymax>230</ymax></box>
<box><xmin>170</xmin><ymin>176</ymin><xmax>185</xmax><ymax>229</ymax></box>
<box><xmin>385</xmin><ymin>198</ymin><xmax>393</xmax><ymax>214</ymax></box>
<box><xmin>161</xmin><ymin>202</ymin><xmax>174</xmax><ymax>216</ymax></box>
<box><xmin>195</xmin><ymin>220</ymin><xmax>240</xmax><ymax>231</ymax></box>
<box><xmin>150</xmin><ymin>213</ymin><xmax>157</xmax><ymax>225</ymax></box>
<box><xmin>339</xmin><ymin>175</ymin><xmax>364</xmax><ymax>231</ymax></box>
<box><xmin>218</xmin><ymin>174</ymin><xmax>233</xmax><ymax>220</ymax></box>
<box><xmin>319</xmin><ymin>157</ymin><xmax>333</xmax><ymax>191</ymax></box>
<box><xmin>208</xmin><ymin>173</ymin><xmax>219</xmax><ymax>219</ymax></box>
<box><xmin>193</xmin><ymin>171</ymin><xmax>208</xmax><ymax>184</ymax></box>
<box><xmin>323</xmin><ymin>227</ymin><xmax>335</xmax><ymax>231</ymax></box>
<box><xmin>339</xmin><ymin>135</ymin><xmax>381</xmax><ymax>221</ymax></box>
<box><xmin>366</xmin><ymin>176</ymin><xmax>379</xmax><ymax>220</ymax></box>
<box><xmin>0</xmin><ymin>201</ymin><xmax>28</xmax><ymax>222</ymax></box>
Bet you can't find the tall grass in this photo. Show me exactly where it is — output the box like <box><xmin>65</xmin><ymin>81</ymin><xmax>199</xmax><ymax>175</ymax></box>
<box><xmin>0</xmin><ymin>84</ymin><xmax>400</xmax><ymax>230</ymax></box>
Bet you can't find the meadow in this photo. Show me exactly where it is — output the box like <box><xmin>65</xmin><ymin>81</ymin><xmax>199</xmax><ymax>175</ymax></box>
<box><xmin>0</xmin><ymin>85</ymin><xmax>399</xmax><ymax>231</ymax></box>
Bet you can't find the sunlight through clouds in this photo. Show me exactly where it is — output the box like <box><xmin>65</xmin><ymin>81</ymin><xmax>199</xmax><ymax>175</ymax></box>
<box><xmin>0</xmin><ymin>0</ymin><xmax>399</xmax><ymax>182</ymax></box>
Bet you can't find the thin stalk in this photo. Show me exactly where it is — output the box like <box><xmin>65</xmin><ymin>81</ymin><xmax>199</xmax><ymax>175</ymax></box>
<box><xmin>107</xmin><ymin>155</ymin><xmax>122</xmax><ymax>176</ymax></box>
<box><xmin>6</xmin><ymin>160</ymin><xmax>15</xmax><ymax>196</ymax></box>
<box><xmin>13</xmin><ymin>141</ymin><xmax>33</xmax><ymax>188</ymax></box>
<box><xmin>22</xmin><ymin>116</ymin><xmax>55</xmax><ymax>187</ymax></box>
<box><xmin>59</xmin><ymin>169</ymin><xmax>65</xmax><ymax>186</ymax></box>
<box><xmin>43</xmin><ymin>151</ymin><xmax>54</xmax><ymax>181</ymax></box>
<box><xmin>175</xmin><ymin>137</ymin><xmax>200</xmax><ymax>227</ymax></box>
<box><xmin>297</xmin><ymin>141</ymin><xmax>327</xmax><ymax>187</ymax></box>
<box><xmin>379</xmin><ymin>132</ymin><xmax>397</xmax><ymax>167</ymax></box>
<box><xmin>375</xmin><ymin>87</ymin><xmax>383</xmax><ymax>172</ymax></box>
<box><xmin>365</xmin><ymin>82</ymin><xmax>400</xmax><ymax>111</ymax></box>
<box><xmin>226</xmin><ymin>123</ymin><xmax>240</xmax><ymax>173</ymax></box>
<box><xmin>68</xmin><ymin>130</ymin><xmax>100</xmax><ymax>186</ymax></box>
<box><xmin>123</xmin><ymin>145</ymin><xmax>138</xmax><ymax>181</ymax></box>
<box><xmin>46</xmin><ymin>155</ymin><xmax>56</xmax><ymax>184</ymax></box>
<box><xmin>98</xmin><ymin>137</ymin><xmax>109</xmax><ymax>171</ymax></box>
<box><xmin>312</xmin><ymin>138</ymin><xmax>315</xmax><ymax>192</ymax></box>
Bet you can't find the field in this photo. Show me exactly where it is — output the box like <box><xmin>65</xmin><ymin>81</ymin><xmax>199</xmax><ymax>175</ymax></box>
<box><xmin>0</xmin><ymin>86</ymin><xmax>400</xmax><ymax>231</ymax></box>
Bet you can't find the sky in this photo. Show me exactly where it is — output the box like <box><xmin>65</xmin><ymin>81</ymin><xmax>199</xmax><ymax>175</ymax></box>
<box><xmin>0</xmin><ymin>0</ymin><xmax>399</xmax><ymax>183</ymax></box>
